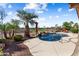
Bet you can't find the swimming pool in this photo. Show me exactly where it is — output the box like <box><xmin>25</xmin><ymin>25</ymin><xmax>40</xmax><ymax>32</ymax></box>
<box><xmin>38</xmin><ymin>33</ymin><xmax>62</xmax><ymax>41</ymax></box>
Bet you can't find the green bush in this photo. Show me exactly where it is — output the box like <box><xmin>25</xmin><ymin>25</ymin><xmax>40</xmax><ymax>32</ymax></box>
<box><xmin>0</xmin><ymin>39</ymin><xmax>6</xmax><ymax>43</ymax></box>
<box><xmin>14</xmin><ymin>35</ymin><xmax>23</xmax><ymax>42</ymax></box>
<box><xmin>70</xmin><ymin>28</ymin><xmax>78</xmax><ymax>33</ymax></box>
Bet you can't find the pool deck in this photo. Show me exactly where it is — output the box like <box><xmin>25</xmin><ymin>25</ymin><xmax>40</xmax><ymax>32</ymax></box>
<box><xmin>23</xmin><ymin>32</ymin><xmax>78</xmax><ymax>56</ymax></box>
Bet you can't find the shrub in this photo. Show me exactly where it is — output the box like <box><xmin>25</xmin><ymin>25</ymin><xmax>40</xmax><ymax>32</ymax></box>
<box><xmin>14</xmin><ymin>35</ymin><xmax>23</xmax><ymax>42</ymax></box>
<box><xmin>0</xmin><ymin>39</ymin><xmax>6</xmax><ymax>43</ymax></box>
<box><xmin>70</xmin><ymin>27</ymin><xmax>78</xmax><ymax>33</ymax></box>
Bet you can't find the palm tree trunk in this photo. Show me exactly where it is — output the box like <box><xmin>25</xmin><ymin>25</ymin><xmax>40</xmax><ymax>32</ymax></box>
<box><xmin>3</xmin><ymin>31</ymin><xmax>8</xmax><ymax>39</ymax></box>
<box><xmin>35</xmin><ymin>22</ymin><xmax>38</xmax><ymax>36</ymax></box>
<box><xmin>24</xmin><ymin>23</ymin><xmax>30</xmax><ymax>38</ymax></box>
<box><xmin>9</xmin><ymin>31</ymin><xmax>11</xmax><ymax>38</ymax></box>
<box><xmin>9</xmin><ymin>29</ymin><xmax>15</xmax><ymax>39</ymax></box>
<box><xmin>11</xmin><ymin>29</ymin><xmax>15</xmax><ymax>39</ymax></box>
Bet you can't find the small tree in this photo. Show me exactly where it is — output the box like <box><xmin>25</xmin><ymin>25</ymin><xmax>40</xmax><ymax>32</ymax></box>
<box><xmin>0</xmin><ymin>6</ymin><xmax>7</xmax><ymax>39</ymax></box>
<box><xmin>0</xmin><ymin>19</ymin><xmax>20</xmax><ymax>39</ymax></box>
<box><xmin>62</xmin><ymin>22</ymin><xmax>71</xmax><ymax>30</ymax></box>
<box><xmin>70</xmin><ymin>21</ymin><xmax>74</xmax><ymax>26</ymax></box>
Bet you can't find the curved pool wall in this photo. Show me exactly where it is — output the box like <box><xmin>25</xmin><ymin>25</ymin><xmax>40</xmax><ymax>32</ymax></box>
<box><xmin>38</xmin><ymin>33</ymin><xmax>62</xmax><ymax>41</ymax></box>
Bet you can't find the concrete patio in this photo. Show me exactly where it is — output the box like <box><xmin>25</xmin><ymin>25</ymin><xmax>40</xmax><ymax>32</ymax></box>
<box><xmin>23</xmin><ymin>32</ymin><xmax>78</xmax><ymax>56</ymax></box>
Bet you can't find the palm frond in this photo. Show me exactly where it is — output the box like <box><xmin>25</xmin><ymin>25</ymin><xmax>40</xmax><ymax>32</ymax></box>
<box><xmin>29</xmin><ymin>20</ymin><xmax>35</xmax><ymax>26</ymax></box>
<box><xmin>17</xmin><ymin>9</ymin><xmax>38</xmax><ymax>26</ymax></box>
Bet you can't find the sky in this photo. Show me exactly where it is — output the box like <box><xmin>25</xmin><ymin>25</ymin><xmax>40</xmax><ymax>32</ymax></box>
<box><xmin>0</xmin><ymin>3</ymin><xmax>79</xmax><ymax>28</ymax></box>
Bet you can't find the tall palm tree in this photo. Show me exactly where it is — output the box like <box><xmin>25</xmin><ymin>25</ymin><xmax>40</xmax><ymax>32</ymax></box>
<box><xmin>17</xmin><ymin>10</ymin><xmax>38</xmax><ymax>38</ymax></box>
<box><xmin>34</xmin><ymin>22</ymin><xmax>38</xmax><ymax>35</ymax></box>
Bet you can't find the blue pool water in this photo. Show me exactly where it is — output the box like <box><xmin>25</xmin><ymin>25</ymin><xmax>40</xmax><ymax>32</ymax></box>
<box><xmin>38</xmin><ymin>33</ymin><xmax>62</xmax><ymax>41</ymax></box>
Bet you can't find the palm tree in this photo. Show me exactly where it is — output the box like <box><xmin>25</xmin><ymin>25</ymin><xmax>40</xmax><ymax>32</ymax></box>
<box><xmin>17</xmin><ymin>10</ymin><xmax>38</xmax><ymax>38</ymax></box>
<box><xmin>0</xmin><ymin>23</ymin><xmax>11</xmax><ymax>39</ymax></box>
<box><xmin>73</xmin><ymin>23</ymin><xmax>78</xmax><ymax>29</ymax></box>
<box><xmin>34</xmin><ymin>22</ymin><xmax>38</xmax><ymax>35</ymax></box>
<box><xmin>0</xmin><ymin>6</ymin><xmax>7</xmax><ymax>39</ymax></box>
<box><xmin>0</xmin><ymin>23</ymin><xmax>5</xmax><ymax>39</ymax></box>
<box><xmin>62</xmin><ymin>22</ymin><xmax>71</xmax><ymax>30</ymax></box>
<box><xmin>8</xmin><ymin>19</ymin><xmax>20</xmax><ymax>39</ymax></box>
<box><xmin>0</xmin><ymin>19</ymin><xmax>20</xmax><ymax>39</ymax></box>
<box><xmin>70</xmin><ymin>21</ymin><xmax>74</xmax><ymax>27</ymax></box>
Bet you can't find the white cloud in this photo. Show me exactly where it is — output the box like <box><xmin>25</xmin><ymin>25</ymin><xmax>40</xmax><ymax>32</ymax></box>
<box><xmin>11</xmin><ymin>12</ymin><xmax>20</xmax><ymax>20</ymax></box>
<box><xmin>57</xmin><ymin>8</ymin><xmax>62</xmax><ymax>12</ymax></box>
<box><xmin>23</xmin><ymin>3</ymin><xmax>38</xmax><ymax>10</ymax></box>
<box><xmin>33</xmin><ymin>17</ymin><xmax>52</xmax><ymax>28</ymax></box>
<box><xmin>39</xmin><ymin>22</ymin><xmax>51</xmax><ymax>28</ymax></box>
<box><xmin>33</xmin><ymin>17</ymin><xmax>47</xmax><ymax>27</ymax></box>
<box><xmin>39</xmin><ymin>22</ymin><xmax>52</xmax><ymax>28</ymax></box>
<box><xmin>68</xmin><ymin>8</ymin><xmax>75</xmax><ymax>12</ymax></box>
<box><xmin>7</xmin><ymin>11</ymin><xmax>13</xmax><ymax>15</ymax></box>
<box><xmin>4</xmin><ymin>12</ymin><xmax>20</xmax><ymax>23</ymax></box>
<box><xmin>0</xmin><ymin>4</ymin><xmax>12</xmax><ymax>9</ymax></box>
<box><xmin>40</xmin><ymin>3</ymin><xmax>47</xmax><ymax>10</ymax></box>
<box><xmin>23</xmin><ymin>3</ymin><xmax>48</xmax><ymax>14</ymax></box>
<box><xmin>34</xmin><ymin>17</ymin><xmax>46</xmax><ymax>22</ymax></box>
<box><xmin>56</xmin><ymin>15</ymin><xmax>59</xmax><ymax>18</ymax></box>
<box><xmin>38</xmin><ymin>18</ymin><xmax>46</xmax><ymax>21</ymax></box>
<box><xmin>49</xmin><ymin>16</ymin><xmax>53</xmax><ymax>19</ymax></box>
<box><xmin>36</xmin><ymin>10</ymin><xmax>44</xmax><ymax>14</ymax></box>
<box><xmin>0</xmin><ymin>3</ymin><xmax>7</xmax><ymax>8</ymax></box>
<box><xmin>63</xmin><ymin>14</ymin><xmax>68</xmax><ymax>16</ymax></box>
<box><xmin>8</xmin><ymin>4</ymin><xmax>12</xmax><ymax>8</ymax></box>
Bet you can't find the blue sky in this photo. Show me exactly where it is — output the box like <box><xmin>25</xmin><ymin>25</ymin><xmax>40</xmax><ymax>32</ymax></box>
<box><xmin>0</xmin><ymin>3</ymin><xmax>78</xmax><ymax>28</ymax></box>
